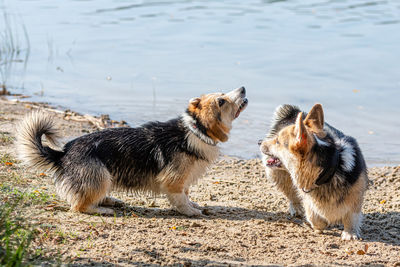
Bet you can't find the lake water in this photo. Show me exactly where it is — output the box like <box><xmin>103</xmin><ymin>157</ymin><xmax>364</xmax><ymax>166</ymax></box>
<box><xmin>2</xmin><ymin>0</ymin><xmax>400</xmax><ymax>166</ymax></box>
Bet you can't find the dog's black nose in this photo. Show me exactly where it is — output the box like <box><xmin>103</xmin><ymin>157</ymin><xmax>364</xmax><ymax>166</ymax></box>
<box><xmin>240</xmin><ymin>86</ymin><xmax>246</xmax><ymax>96</ymax></box>
<box><xmin>258</xmin><ymin>139</ymin><xmax>263</xmax><ymax>146</ymax></box>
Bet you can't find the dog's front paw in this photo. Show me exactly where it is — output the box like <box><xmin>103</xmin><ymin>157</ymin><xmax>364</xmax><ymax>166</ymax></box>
<box><xmin>341</xmin><ymin>231</ymin><xmax>359</xmax><ymax>241</ymax></box>
<box><xmin>189</xmin><ymin>201</ymin><xmax>202</xmax><ymax>210</ymax></box>
<box><xmin>176</xmin><ymin>205</ymin><xmax>203</xmax><ymax>217</ymax></box>
<box><xmin>289</xmin><ymin>202</ymin><xmax>303</xmax><ymax>218</ymax></box>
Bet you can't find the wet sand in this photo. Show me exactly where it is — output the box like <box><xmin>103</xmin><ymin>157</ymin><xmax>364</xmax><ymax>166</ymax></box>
<box><xmin>0</xmin><ymin>98</ymin><xmax>399</xmax><ymax>266</ymax></box>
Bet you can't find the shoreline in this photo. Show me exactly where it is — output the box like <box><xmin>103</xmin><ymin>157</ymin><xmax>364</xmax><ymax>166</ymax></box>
<box><xmin>0</xmin><ymin>96</ymin><xmax>399</xmax><ymax>266</ymax></box>
<box><xmin>1</xmin><ymin>95</ymin><xmax>397</xmax><ymax>167</ymax></box>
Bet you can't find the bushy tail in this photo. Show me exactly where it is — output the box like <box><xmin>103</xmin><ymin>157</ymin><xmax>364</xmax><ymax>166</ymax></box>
<box><xmin>16</xmin><ymin>111</ymin><xmax>64</xmax><ymax>172</ymax></box>
<box><xmin>268</xmin><ymin>104</ymin><xmax>302</xmax><ymax>137</ymax></box>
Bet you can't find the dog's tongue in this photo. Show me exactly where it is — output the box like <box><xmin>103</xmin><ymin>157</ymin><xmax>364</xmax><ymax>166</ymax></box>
<box><xmin>235</xmin><ymin>110</ymin><xmax>240</xmax><ymax>118</ymax></box>
<box><xmin>267</xmin><ymin>158</ymin><xmax>276</xmax><ymax>164</ymax></box>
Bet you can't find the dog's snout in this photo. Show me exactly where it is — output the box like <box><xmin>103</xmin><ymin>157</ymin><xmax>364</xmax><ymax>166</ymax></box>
<box><xmin>239</xmin><ymin>86</ymin><xmax>246</xmax><ymax>96</ymax></box>
<box><xmin>258</xmin><ymin>139</ymin><xmax>263</xmax><ymax>146</ymax></box>
<box><xmin>260</xmin><ymin>141</ymin><xmax>270</xmax><ymax>154</ymax></box>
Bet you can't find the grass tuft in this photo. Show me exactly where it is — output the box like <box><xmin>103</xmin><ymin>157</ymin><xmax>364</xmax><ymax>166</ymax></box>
<box><xmin>0</xmin><ymin>193</ymin><xmax>35</xmax><ymax>266</ymax></box>
<box><xmin>0</xmin><ymin>153</ymin><xmax>17</xmax><ymax>165</ymax></box>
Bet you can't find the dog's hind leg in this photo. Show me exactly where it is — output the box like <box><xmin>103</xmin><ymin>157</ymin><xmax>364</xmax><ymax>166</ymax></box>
<box><xmin>63</xmin><ymin>165</ymin><xmax>115</xmax><ymax>215</ymax></box>
<box><xmin>70</xmin><ymin>182</ymin><xmax>115</xmax><ymax>215</ymax></box>
<box><xmin>79</xmin><ymin>205</ymin><xmax>115</xmax><ymax>215</ymax></box>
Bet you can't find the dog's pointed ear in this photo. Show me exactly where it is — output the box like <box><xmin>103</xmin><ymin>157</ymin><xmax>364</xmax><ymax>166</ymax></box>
<box><xmin>305</xmin><ymin>104</ymin><xmax>324</xmax><ymax>131</ymax></box>
<box><xmin>189</xmin><ymin>97</ymin><xmax>201</xmax><ymax>109</ymax></box>
<box><xmin>294</xmin><ymin>112</ymin><xmax>308</xmax><ymax>150</ymax></box>
<box><xmin>207</xmin><ymin>122</ymin><xmax>229</xmax><ymax>143</ymax></box>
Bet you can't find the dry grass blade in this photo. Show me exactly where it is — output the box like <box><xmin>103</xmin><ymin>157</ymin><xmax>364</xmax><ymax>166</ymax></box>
<box><xmin>0</xmin><ymin>7</ymin><xmax>30</xmax><ymax>92</ymax></box>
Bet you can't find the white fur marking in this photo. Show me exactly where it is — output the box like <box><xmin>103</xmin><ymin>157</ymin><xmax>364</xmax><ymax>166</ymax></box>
<box><xmin>313</xmin><ymin>134</ymin><xmax>329</xmax><ymax>147</ymax></box>
<box><xmin>337</xmin><ymin>139</ymin><xmax>355</xmax><ymax>172</ymax></box>
<box><xmin>181</xmin><ymin>113</ymin><xmax>217</xmax><ymax>146</ymax></box>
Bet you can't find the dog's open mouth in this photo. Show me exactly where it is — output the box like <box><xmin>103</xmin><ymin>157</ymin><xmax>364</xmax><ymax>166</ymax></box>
<box><xmin>235</xmin><ymin>98</ymin><xmax>248</xmax><ymax>118</ymax></box>
<box><xmin>265</xmin><ymin>154</ymin><xmax>282</xmax><ymax>168</ymax></box>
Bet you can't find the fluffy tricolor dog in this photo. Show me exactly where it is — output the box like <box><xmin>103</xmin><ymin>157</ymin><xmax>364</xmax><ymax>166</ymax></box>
<box><xmin>260</xmin><ymin>104</ymin><xmax>368</xmax><ymax>240</ymax></box>
<box><xmin>17</xmin><ymin>87</ymin><xmax>248</xmax><ymax>216</ymax></box>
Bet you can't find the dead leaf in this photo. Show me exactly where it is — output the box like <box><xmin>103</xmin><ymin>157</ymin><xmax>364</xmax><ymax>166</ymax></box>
<box><xmin>380</xmin><ymin>200</ymin><xmax>387</xmax><ymax>204</ymax></box>
<box><xmin>356</xmin><ymin>250</ymin><xmax>365</xmax><ymax>255</ymax></box>
<box><xmin>364</xmin><ymin>244</ymin><xmax>369</xmax><ymax>253</ymax></box>
<box><xmin>45</xmin><ymin>204</ymin><xmax>57</xmax><ymax>211</ymax></box>
<box><xmin>345</xmin><ymin>248</ymin><xmax>354</xmax><ymax>255</ymax></box>
<box><xmin>5</xmin><ymin>162</ymin><xmax>13</xmax><ymax>166</ymax></box>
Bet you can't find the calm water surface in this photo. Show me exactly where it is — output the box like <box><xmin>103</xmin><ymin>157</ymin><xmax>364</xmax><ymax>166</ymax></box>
<box><xmin>3</xmin><ymin>0</ymin><xmax>400</xmax><ymax>166</ymax></box>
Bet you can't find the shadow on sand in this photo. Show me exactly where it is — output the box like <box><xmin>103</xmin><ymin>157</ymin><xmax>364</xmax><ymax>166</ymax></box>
<box><xmin>113</xmin><ymin>203</ymin><xmax>301</xmax><ymax>224</ymax></box>
<box><xmin>111</xmin><ymin>204</ymin><xmax>400</xmax><ymax>246</ymax></box>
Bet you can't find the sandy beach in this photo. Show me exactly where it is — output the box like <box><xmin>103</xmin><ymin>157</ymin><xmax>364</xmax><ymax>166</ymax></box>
<box><xmin>0</xmin><ymin>98</ymin><xmax>399</xmax><ymax>266</ymax></box>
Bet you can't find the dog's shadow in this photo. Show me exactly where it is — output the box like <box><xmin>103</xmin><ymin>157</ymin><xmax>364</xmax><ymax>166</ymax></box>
<box><xmin>361</xmin><ymin>211</ymin><xmax>400</xmax><ymax>245</ymax></box>
<box><xmin>114</xmin><ymin>204</ymin><xmax>400</xmax><ymax>246</ymax></box>
<box><xmin>114</xmin><ymin>203</ymin><xmax>302</xmax><ymax>224</ymax></box>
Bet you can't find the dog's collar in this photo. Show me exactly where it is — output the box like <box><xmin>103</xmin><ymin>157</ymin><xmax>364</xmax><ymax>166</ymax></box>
<box><xmin>315</xmin><ymin>146</ymin><xmax>340</xmax><ymax>186</ymax></box>
<box><xmin>182</xmin><ymin>112</ymin><xmax>217</xmax><ymax>146</ymax></box>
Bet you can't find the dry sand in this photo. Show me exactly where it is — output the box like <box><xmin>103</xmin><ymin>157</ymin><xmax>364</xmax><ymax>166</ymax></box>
<box><xmin>0</xmin><ymin>98</ymin><xmax>399</xmax><ymax>266</ymax></box>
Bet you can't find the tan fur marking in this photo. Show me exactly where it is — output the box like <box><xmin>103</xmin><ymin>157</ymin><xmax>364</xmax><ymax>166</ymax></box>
<box><xmin>304</xmin><ymin>104</ymin><xmax>324</xmax><ymax>131</ymax></box>
<box><xmin>294</xmin><ymin>154</ymin><xmax>321</xmax><ymax>191</ymax></box>
<box><xmin>186</xmin><ymin>93</ymin><xmax>236</xmax><ymax>143</ymax></box>
<box><xmin>207</xmin><ymin>121</ymin><xmax>229</xmax><ymax>142</ymax></box>
<box><xmin>293</xmin><ymin>113</ymin><xmax>311</xmax><ymax>153</ymax></box>
<box><xmin>159</xmin><ymin>154</ymin><xmax>196</xmax><ymax>194</ymax></box>
<box><xmin>71</xmin><ymin>179</ymin><xmax>111</xmax><ymax>213</ymax></box>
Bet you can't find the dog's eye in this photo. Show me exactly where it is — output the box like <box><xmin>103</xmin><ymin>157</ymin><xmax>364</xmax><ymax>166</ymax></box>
<box><xmin>276</xmin><ymin>139</ymin><xmax>280</xmax><ymax>145</ymax></box>
<box><xmin>218</xmin><ymin>98</ymin><xmax>226</xmax><ymax>107</ymax></box>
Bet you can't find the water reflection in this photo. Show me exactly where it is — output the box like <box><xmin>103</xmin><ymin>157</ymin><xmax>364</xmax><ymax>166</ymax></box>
<box><xmin>0</xmin><ymin>8</ymin><xmax>30</xmax><ymax>93</ymax></box>
<box><xmin>84</xmin><ymin>0</ymin><xmax>400</xmax><ymax>28</ymax></box>
<box><xmin>96</xmin><ymin>1</ymin><xmax>180</xmax><ymax>14</ymax></box>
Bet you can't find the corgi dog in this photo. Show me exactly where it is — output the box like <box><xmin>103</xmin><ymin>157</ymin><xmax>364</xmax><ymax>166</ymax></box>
<box><xmin>260</xmin><ymin>104</ymin><xmax>368</xmax><ymax>240</ymax></box>
<box><xmin>17</xmin><ymin>87</ymin><xmax>248</xmax><ymax>216</ymax></box>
